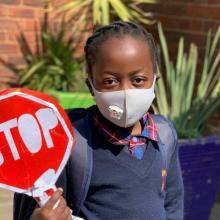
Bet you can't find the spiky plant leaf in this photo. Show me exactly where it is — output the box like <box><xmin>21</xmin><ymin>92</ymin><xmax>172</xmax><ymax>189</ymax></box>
<box><xmin>155</xmin><ymin>23</ymin><xmax>220</xmax><ymax>138</ymax></box>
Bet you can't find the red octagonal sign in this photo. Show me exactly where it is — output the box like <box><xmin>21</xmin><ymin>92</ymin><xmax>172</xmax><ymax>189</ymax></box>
<box><xmin>0</xmin><ymin>88</ymin><xmax>75</xmax><ymax>196</ymax></box>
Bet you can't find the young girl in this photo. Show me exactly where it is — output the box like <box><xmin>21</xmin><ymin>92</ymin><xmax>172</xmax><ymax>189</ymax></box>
<box><xmin>14</xmin><ymin>21</ymin><xmax>184</xmax><ymax>220</ymax></box>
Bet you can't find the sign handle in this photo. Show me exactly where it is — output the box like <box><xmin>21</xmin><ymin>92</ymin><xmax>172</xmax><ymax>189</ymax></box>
<box><xmin>34</xmin><ymin>186</ymin><xmax>84</xmax><ymax>220</ymax></box>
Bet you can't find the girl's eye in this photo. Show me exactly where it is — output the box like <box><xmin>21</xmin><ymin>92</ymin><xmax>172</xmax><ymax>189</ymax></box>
<box><xmin>132</xmin><ymin>77</ymin><xmax>147</xmax><ymax>86</ymax></box>
<box><xmin>103</xmin><ymin>78</ymin><xmax>118</xmax><ymax>85</ymax></box>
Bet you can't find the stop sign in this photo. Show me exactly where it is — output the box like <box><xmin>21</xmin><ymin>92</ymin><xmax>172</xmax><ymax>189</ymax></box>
<box><xmin>0</xmin><ymin>88</ymin><xmax>75</xmax><ymax>197</ymax></box>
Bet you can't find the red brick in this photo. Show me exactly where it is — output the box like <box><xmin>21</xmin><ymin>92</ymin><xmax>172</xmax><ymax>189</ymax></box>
<box><xmin>20</xmin><ymin>19</ymin><xmax>40</xmax><ymax>31</ymax></box>
<box><xmin>34</xmin><ymin>8</ymin><xmax>44</xmax><ymax>18</ymax></box>
<box><xmin>207</xmin><ymin>0</ymin><xmax>220</xmax><ymax>4</ymax></box>
<box><xmin>7</xmin><ymin>55</ymin><xmax>26</xmax><ymax>66</ymax></box>
<box><xmin>0</xmin><ymin>32</ymin><xmax>6</xmax><ymax>41</ymax></box>
<box><xmin>0</xmin><ymin>67</ymin><xmax>18</xmax><ymax>88</ymax></box>
<box><xmin>142</xmin><ymin>3</ymin><xmax>220</xmax><ymax>20</ymax></box>
<box><xmin>21</xmin><ymin>32</ymin><xmax>38</xmax><ymax>43</ymax></box>
<box><xmin>28</xmin><ymin>42</ymin><xmax>40</xmax><ymax>54</ymax></box>
<box><xmin>157</xmin><ymin>15</ymin><xmax>204</xmax><ymax>33</ymax></box>
<box><xmin>0</xmin><ymin>44</ymin><xmax>19</xmax><ymax>54</ymax></box>
<box><xmin>166</xmin><ymin>0</ymin><xmax>208</xmax><ymax>2</ymax></box>
<box><xmin>188</xmin><ymin>20</ymin><xmax>205</xmax><ymax>33</ymax></box>
<box><xmin>7</xmin><ymin>30</ymin><xmax>18</xmax><ymax>41</ymax></box>
<box><xmin>0</xmin><ymin>19</ymin><xmax>17</xmax><ymax>30</ymax></box>
<box><xmin>0</xmin><ymin>83</ymin><xmax>9</xmax><ymax>90</ymax></box>
<box><xmin>8</xmin><ymin>7</ymin><xmax>35</xmax><ymax>18</ymax></box>
<box><xmin>0</xmin><ymin>0</ymin><xmax>20</xmax><ymax>5</ymax></box>
<box><xmin>0</xmin><ymin>76</ymin><xmax>17</xmax><ymax>83</ymax></box>
<box><xmin>0</xmin><ymin>67</ymin><xmax>16</xmax><ymax>78</ymax></box>
<box><xmin>162</xmin><ymin>28</ymin><xmax>207</xmax><ymax>48</ymax></box>
<box><xmin>204</xmin><ymin>20</ymin><xmax>220</xmax><ymax>33</ymax></box>
<box><xmin>16</xmin><ymin>32</ymin><xmax>42</xmax><ymax>56</ymax></box>
<box><xmin>52</xmin><ymin>0</ymin><xmax>69</xmax><ymax>7</ymax></box>
<box><xmin>23</xmin><ymin>0</ymin><xmax>42</xmax><ymax>7</ymax></box>
<box><xmin>186</xmin><ymin>5</ymin><xmax>220</xmax><ymax>20</ymax></box>
<box><xmin>0</xmin><ymin>6</ymin><xmax>7</xmax><ymax>16</ymax></box>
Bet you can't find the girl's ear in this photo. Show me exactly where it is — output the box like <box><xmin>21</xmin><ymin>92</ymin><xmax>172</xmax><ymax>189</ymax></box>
<box><xmin>85</xmin><ymin>78</ymin><xmax>94</xmax><ymax>96</ymax></box>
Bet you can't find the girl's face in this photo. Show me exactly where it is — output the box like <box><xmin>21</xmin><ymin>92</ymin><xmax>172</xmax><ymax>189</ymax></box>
<box><xmin>90</xmin><ymin>36</ymin><xmax>154</xmax><ymax>92</ymax></box>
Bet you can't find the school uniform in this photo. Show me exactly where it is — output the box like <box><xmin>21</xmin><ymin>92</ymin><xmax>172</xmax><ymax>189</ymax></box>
<box><xmin>13</xmin><ymin>106</ymin><xmax>184</xmax><ymax>220</ymax></box>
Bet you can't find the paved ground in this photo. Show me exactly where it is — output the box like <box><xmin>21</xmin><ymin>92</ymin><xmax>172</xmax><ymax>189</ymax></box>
<box><xmin>210</xmin><ymin>203</ymin><xmax>220</xmax><ymax>220</ymax></box>
<box><xmin>0</xmin><ymin>188</ymin><xmax>220</xmax><ymax>220</ymax></box>
<box><xmin>0</xmin><ymin>189</ymin><xmax>13</xmax><ymax>220</ymax></box>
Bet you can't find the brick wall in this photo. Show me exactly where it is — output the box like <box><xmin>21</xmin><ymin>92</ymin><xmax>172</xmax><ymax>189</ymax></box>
<box><xmin>0</xmin><ymin>0</ymin><xmax>220</xmax><ymax>90</ymax></box>
<box><xmin>143</xmin><ymin>0</ymin><xmax>220</xmax><ymax>59</ymax></box>
<box><xmin>0</xmin><ymin>0</ymin><xmax>43</xmax><ymax>90</ymax></box>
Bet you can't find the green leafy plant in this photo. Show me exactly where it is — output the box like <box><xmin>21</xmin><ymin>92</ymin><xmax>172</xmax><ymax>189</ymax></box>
<box><xmin>56</xmin><ymin>0</ymin><xmax>157</xmax><ymax>25</ymax></box>
<box><xmin>154</xmin><ymin>23</ymin><xmax>220</xmax><ymax>138</ymax></box>
<box><xmin>52</xmin><ymin>0</ymin><xmax>157</xmax><ymax>57</ymax></box>
<box><xmin>18</xmin><ymin>15</ymin><xmax>87</xmax><ymax>92</ymax></box>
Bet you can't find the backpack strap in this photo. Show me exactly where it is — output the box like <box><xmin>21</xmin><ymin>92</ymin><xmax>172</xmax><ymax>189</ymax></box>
<box><xmin>65</xmin><ymin>109</ymin><xmax>93</xmax><ymax>215</ymax></box>
<box><xmin>151</xmin><ymin>114</ymin><xmax>178</xmax><ymax>190</ymax></box>
<box><xmin>151</xmin><ymin>114</ymin><xmax>177</xmax><ymax>168</ymax></box>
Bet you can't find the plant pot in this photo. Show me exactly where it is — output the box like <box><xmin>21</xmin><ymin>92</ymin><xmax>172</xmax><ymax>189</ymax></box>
<box><xmin>48</xmin><ymin>90</ymin><xmax>95</xmax><ymax>109</ymax></box>
<box><xmin>179</xmin><ymin>136</ymin><xmax>220</xmax><ymax>220</ymax></box>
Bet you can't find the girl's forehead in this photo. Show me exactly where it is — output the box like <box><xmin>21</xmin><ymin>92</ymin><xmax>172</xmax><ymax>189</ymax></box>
<box><xmin>92</xmin><ymin>35</ymin><xmax>153</xmax><ymax>74</ymax></box>
<box><xmin>96</xmin><ymin>36</ymin><xmax>151</xmax><ymax>62</ymax></box>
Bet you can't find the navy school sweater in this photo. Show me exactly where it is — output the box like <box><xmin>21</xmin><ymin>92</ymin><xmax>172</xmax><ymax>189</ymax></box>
<box><xmin>79</xmin><ymin>119</ymin><xmax>183</xmax><ymax>220</ymax></box>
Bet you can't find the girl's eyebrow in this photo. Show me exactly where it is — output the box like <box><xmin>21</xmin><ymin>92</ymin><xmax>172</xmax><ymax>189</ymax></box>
<box><xmin>101</xmin><ymin>71</ymin><xmax>119</xmax><ymax>76</ymax></box>
<box><xmin>128</xmin><ymin>68</ymin><xmax>148</xmax><ymax>75</ymax></box>
<box><xmin>102</xmin><ymin>68</ymin><xmax>150</xmax><ymax>77</ymax></box>
<box><xmin>102</xmin><ymin>68</ymin><xmax>147</xmax><ymax>76</ymax></box>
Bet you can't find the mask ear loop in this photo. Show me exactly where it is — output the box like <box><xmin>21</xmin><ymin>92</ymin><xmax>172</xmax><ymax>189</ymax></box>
<box><xmin>87</xmin><ymin>78</ymin><xmax>97</xmax><ymax>90</ymax></box>
<box><xmin>148</xmin><ymin>74</ymin><xmax>157</xmax><ymax>114</ymax></box>
<box><xmin>85</xmin><ymin>78</ymin><xmax>95</xmax><ymax>96</ymax></box>
<box><xmin>86</xmin><ymin>78</ymin><xmax>104</xmax><ymax>95</ymax></box>
<box><xmin>150</xmin><ymin>74</ymin><xmax>157</xmax><ymax>89</ymax></box>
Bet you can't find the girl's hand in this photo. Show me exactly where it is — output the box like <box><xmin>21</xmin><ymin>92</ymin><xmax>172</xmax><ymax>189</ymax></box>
<box><xmin>30</xmin><ymin>188</ymin><xmax>72</xmax><ymax>220</ymax></box>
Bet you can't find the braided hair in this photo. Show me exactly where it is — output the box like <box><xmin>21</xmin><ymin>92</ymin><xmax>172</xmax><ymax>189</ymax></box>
<box><xmin>84</xmin><ymin>21</ymin><xmax>158</xmax><ymax>75</ymax></box>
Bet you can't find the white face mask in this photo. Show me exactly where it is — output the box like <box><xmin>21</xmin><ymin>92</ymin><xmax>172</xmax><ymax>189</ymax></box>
<box><xmin>89</xmin><ymin>77</ymin><xmax>156</xmax><ymax>128</ymax></box>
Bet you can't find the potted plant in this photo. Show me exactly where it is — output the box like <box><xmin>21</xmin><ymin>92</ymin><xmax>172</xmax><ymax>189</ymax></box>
<box><xmin>155</xmin><ymin>23</ymin><xmax>220</xmax><ymax>220</ymax></box>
